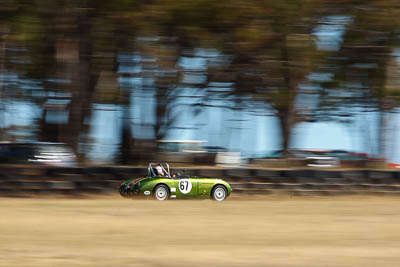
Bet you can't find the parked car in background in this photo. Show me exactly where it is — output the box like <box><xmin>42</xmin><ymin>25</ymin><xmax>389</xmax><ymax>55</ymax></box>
<box><xmin>0</xmin><ymin>142</ymin><xmax>77</xmax><ymax>166</ymax></box>
<box><xmin>156</xmin><ymin>140</ymin><xmax>220</xmax><ymax>165</ymax></box>
<box><xmin>249</xmin><ymin>149</ymin><xmax>380</xmax><ymax>168</ymax></box>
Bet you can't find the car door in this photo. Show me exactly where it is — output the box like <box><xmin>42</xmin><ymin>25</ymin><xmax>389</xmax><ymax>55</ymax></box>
<box><xmin>197</xmin><ymin>179</ymin><xmax>215</xmax><ymax>198</ymax></box>
<box><xmin>173</xmin><ymin>177</ymin><xmax>198</xmax><ymax>198</ymax></box>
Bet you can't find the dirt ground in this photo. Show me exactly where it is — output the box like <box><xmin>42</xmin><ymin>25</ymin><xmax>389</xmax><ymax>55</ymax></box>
<box><xmin>1</xmin><ymin>195</ymin><xmax>400</xmax><ymax>267</ymax></box>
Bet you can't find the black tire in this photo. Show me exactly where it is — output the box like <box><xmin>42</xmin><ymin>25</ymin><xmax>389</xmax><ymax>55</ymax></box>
<box><xmin>153</xmin><ymin>184</ymin><xmax>170</xmax><ymax>200</ymax></box>
<box><xmin>211</xmin><ymin>185</ymin><xmax>227</xmax><ymax>201</ymax></box>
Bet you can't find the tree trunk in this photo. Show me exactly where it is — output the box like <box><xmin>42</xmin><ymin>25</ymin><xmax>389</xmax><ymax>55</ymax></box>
<box><xmin>278</xmin><ymin>111</ymin><xmax>292</xmax><ymax>157</ymax></box>
<box><xmin>0</xmin><ymin>35</ymin><xmax>5</xmax><ymax>140</ymax></box>
<box><xmin>277</xmin><ymin>34</ymin><xmax>297</xmax><ymax>156</ymax></box>
<box><xmin>60</xmin><ymin>9</ymin><xmax>98</xmax><ymax>163</ymax></box>
<box><xmin>0</xmin><ymin>26</ymin><xmax>8</xmax><ymax>140</ymax></box>
<box><xmin>377</xmin><ymin>107</ymin><xmax>388</xmax><ymax>159</ymax></box>
<box><xmin>155</xmin><ymin>86</ymin><xmax>169</xmax><ymax>141</ymax></box>
<box><xmin>120</xmin><ymin>92</ymin><xmax>132</xmax><ymax>164</ymax></box>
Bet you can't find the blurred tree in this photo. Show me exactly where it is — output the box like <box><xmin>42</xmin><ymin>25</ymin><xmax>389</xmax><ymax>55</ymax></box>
<box><xmin>135</xmin><ymin>0</ymin><xmax>224</xmax><ymax>145</ymax></box>
<box><xmin>0</xmin><ymin>2</ymin><xmax>13</xmax><ymax>139</ymax></box>
<box><xmin>2</xmin><ymin>0</ymin><xmax>400</xmax><ymax>163</ymax></box>
<box><xmin>189</xmin><ymin>0</ymin><xmax>327</xmax><ymax>155</ymax></box>
<box><xmin>313</xmin><ymin>0</ymin><xmax>400</xmax><ymax>157</ymax></box>
<box><xmin>3</xmin><ymin>0</ymin><xmax>142</xmax><ymax>162</ymax></box>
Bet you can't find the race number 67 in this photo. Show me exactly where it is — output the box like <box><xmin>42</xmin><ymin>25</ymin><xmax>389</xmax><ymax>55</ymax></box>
<box><xmin>178</xmin><ymin>179</ymin><xmax>192</xmax><ymax>194</ymax></box>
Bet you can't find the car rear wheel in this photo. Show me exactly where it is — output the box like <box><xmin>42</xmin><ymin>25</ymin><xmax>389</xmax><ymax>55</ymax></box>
<box><xmin>154</xmin><ymin>184</ymin><xmax>170</xmax><ymax>200</ymax></box>
<box><xmin>211</xmin><ymin>185</ymin><xmax>227</xmax><ymax>201</ymax></box>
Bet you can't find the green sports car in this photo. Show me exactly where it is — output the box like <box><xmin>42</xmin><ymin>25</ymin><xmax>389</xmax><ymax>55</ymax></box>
<box><xmin>119</xmin><ymin>163</ymin><xmax>232</xmax><ymax>201</ymax></box>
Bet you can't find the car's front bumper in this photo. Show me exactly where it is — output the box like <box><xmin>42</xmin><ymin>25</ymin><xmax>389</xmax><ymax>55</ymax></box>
<box><xmin>119</xmin><ymin>186</ymin><xmax>144</xmax><ymax>198</ymax></box>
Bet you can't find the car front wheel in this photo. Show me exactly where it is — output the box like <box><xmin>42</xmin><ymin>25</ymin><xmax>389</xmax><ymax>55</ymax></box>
<box><xmin>211</xmin><ymin>185</ymin><xmax>227</xmax><ymax>201</ymax></box>
<box><xmin>154</xmin><ymin>184</ymin><xmax>170</xmax><ymax>200</ymax></box>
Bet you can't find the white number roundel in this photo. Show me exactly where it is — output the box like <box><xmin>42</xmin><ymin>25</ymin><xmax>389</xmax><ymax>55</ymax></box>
<box><xmin>178</xmin><ymin>179</ymin><xmax>192</xmax><ymax>194</ymax></box>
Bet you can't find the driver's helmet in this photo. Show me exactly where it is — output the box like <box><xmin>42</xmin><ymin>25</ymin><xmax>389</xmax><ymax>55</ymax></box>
<box><xmin>155</xmin><ymin>165</ymin><xmax>164</xmax><ymax>176</ymax></box>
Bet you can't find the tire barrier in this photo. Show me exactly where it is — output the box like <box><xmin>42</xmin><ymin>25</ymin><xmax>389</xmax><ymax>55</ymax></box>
<box><xmin>1</xmin><ymin>166</ymin><xmax>400</xmax><ymax>196</ymax></box>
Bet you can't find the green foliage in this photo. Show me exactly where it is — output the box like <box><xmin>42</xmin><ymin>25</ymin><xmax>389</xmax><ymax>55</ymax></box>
<box><xmin>313</xmin><ymin>0</ymin><xmax>400</xmax><ymax>121</ymax></box>
<box><xmin>2</xmin><ymin>0</ymin><xmax>400</xmax><ymax>156</ymax></box>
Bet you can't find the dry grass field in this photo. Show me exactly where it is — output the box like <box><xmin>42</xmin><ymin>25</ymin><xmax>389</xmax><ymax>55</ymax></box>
<box><xmin>1</xmin><ymin>195</ymin><xmax>400</xmax><ymax>267</ymax></box>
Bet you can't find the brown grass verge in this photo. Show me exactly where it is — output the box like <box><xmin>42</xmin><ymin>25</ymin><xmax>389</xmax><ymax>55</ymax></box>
<box><xmin>1</xmin><ymin>195</ymin><xmax>399</xmax><ymax>266</ymax></box>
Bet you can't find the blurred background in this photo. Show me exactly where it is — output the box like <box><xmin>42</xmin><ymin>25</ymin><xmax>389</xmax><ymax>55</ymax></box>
<box><xmin>1</xmin><ymin>0</ymin><xmax>400</xmax><ymax>167</ymax></box>
<box><xmin>3</xmin><ymin>3</ymin><xmax>400</xmax><ymax>266</ymax></box>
